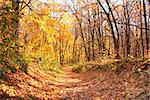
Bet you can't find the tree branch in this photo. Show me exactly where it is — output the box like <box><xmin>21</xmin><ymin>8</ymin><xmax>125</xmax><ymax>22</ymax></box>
<box><xmin>19</xmin><ymin>0</ymin><xmax>32</xmax><ymax>12</ymax></box>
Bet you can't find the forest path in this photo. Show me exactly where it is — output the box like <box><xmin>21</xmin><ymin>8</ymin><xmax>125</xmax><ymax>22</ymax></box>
<box><xmin>50</xmin><ymin>65</ymin><xmax>149</xmax><ymax>100</ymax></box>
<box><xmin>2</xmin><ymin>64</ymin><xmax>149</xmax><ymax>99</ymax></box>
<box><xmin>50</xmin><ymin>66</ymin><xmax>91</xmax><ymax>99</ymax></box>
<box><xmin>50</xmin><ymin>66</ymin><xmax>126</xmax><ymax>99</ymax></box>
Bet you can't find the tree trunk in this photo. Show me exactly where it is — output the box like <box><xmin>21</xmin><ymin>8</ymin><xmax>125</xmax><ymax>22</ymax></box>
<box><xmin>97</xmin><ymin>0</ymin><xmax>119</xmax><ymax>58</ymax></box>
<box><xmin>12</xmin><ymin>0</ymin><xmax>19</xmax><ymax>40</ymax></box>
<box><xmin>143</xmin><ymin>0</ymin><xmax>149</xmax><ymax>55</ymax></box>
<box><xmin>105</xmin><ymin>0</ymin><xmax>120</xmax><ymax>58</ymax></box>
<box><xmin>72</xmin><ymin>33</ymin><xmax>78</xmax><ymax>63</ymax></box>
<box><xmin>139</xmin><ymin>0</ymin><xmax>144</xmax><ymax>57</ymax></box>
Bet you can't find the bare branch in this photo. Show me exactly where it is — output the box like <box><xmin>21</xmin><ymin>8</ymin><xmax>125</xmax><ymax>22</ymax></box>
<box><xmin>19</xmin><ymin>0</ymin><xmax>32</xmax><ymax>12</ymax></box>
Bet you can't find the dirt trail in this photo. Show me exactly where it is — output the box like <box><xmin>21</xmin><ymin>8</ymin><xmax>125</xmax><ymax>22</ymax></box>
<box><xmin>49</xmin><ymin>66</ymin><xmax>126</xmax><ymax>99</ymax></box>
<box><xmin>2</xmin><ymin>65</ymin><xmax>149</xmax><ymax>99</ymax></box>
<box><xmin>50</xmin><ymin>66</ymin><xmax>149</xmax><ymax>99</ymax></box>
<box><xmin>50</xmin><ymin>67</ymin><xmax>91</xmax><ymax>99</ymax></box>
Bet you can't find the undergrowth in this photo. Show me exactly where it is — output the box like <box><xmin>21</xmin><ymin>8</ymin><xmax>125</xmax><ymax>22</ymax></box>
<box><xmin>71</xmin><ymin>58</ymin><xmax>150</xmax><ymax>74</ymax></box>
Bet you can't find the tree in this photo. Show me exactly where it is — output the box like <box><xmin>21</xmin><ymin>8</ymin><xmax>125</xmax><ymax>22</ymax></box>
<box><xmin>142</xmin><ymin>0</ymin><xmax>149</xmax><ymax>55</ymax></box>
<box><xmin>97</xmin><ymin>0</ymin><xmax>120</xmax><ymax>58</ymax></box>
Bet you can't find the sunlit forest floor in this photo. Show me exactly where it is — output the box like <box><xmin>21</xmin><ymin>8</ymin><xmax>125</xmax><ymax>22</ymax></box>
<box><xmin>0</xmin><ymin>59</ymin><xmax>149</xmax><ymax>99</ymax></box>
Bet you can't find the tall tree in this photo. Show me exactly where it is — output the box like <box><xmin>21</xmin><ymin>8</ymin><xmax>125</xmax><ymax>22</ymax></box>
<box><xmin>142</xmin><ymin>0</ymin><xmax>149</xmax><ymax>55</ymax></box>
<box><xmin>97</xmin><ymin>0</ymin><xmax>119</xmax><ymax>58</ymax></box>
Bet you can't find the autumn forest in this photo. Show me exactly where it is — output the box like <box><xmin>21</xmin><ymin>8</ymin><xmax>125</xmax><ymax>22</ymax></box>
<box><xmin>0</xmin><ymin>0</ymin><xmax>150</xmax><ymax>99</ymax></box>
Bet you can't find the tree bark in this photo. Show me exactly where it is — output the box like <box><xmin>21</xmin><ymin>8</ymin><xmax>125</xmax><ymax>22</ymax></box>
<box><xmin>143</xmin><ymin>0</ymin><xmax>149</xmax><ymax>55</ymax></box>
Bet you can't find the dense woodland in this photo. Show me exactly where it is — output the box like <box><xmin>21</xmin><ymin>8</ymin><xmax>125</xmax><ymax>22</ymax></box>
<box><xmin>0</xmin><ymin>0</ymin><xmax>150</xmax><ymax>99</ymax></box>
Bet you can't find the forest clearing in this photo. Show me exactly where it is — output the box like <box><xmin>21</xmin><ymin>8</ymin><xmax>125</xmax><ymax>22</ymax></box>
<box><xmin>0</xmin><ymin>0</ymin><xmax>150</xmax><ymax>99</ymax></box>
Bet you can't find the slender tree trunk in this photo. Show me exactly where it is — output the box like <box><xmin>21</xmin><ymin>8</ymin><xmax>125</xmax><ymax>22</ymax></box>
<box><xmin>12</xmin><ymin>0</ymin><xmax>19</xmax><ymax>40</ymax></box>
<box><xmin>140</xmin><ymin>0</ymin><xmax>144</xmax><ymax>57</ymax></box>
<box><xmin>143</xmin><ymin>0</ymin><xmax>149</xmax><ymax>55</ymax></box>
<box><xmin>79</xmin><ymin>22</ymin><xmax>88</xmax><ymax>61</ymax></box>
<box><xmin>123</xmin><ymin>0</ymin><xmax>131</xmax><ymax>57</ymax></box>
<box><xmin>126</xmin><ymin>7</ymin><xmax>131</xmax><ymax>56</ymax></box>
<box><xmin>87</xmin><ymin>24</ymin><xmax>91</xmax><ymax>61</ymax></box>
<box><xmin>105</xmin><ymin>0</ymin><xmax>120</xmax><ymax>58</ymax></box>
<box><xmin>72</xmin><ymin>33</ymin><xmax>78</xmax><ymax>63</ymax></box>
<box><xmin>97</xmin><ymin>0</ymin><xmax>119</xmax><ymax>58</ymax></box>
<box><xmin>91</xmin><ymin>8</ymin><xmax>97</xmax><ymax>60</ymax></box>
<box><xmin>96</xmin><ymin>5</ymin><xmax>102</xmax><ymax>57</ymax></box>
<box><xmin>87</xmin><ymin>9</ymin><xmax>92</xmax><ymax>61</ymax></box>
